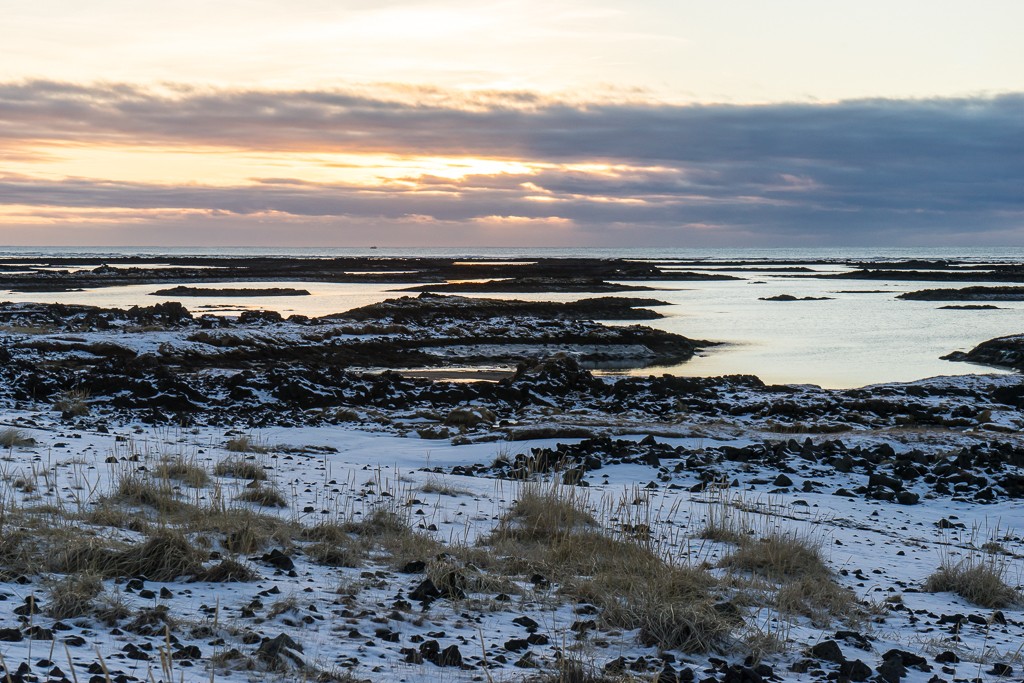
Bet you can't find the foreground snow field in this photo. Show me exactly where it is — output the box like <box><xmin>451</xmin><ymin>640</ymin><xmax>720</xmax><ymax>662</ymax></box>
<box><xmin>0</xmin><ymin>401</ymin><xmax>1021</xmax><ymax>683</ymax></box>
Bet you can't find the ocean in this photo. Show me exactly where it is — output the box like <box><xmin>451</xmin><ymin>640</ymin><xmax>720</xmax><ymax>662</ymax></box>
<box><xmin>1</xmin><ymin>245</ymin><xmax>1021</xmax><ymax>388</ymax></box>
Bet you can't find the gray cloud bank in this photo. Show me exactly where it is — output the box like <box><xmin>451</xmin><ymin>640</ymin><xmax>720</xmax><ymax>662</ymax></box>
<box><xmin>1</xmin><ymin>81</ymin><xmax>1022</xmax><ymax>245</ymax></box>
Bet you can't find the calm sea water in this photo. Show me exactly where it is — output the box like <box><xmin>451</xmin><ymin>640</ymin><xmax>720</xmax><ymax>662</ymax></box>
<box><xmin>1</xmin><ymin>246</ymin><xmax>1021</xmax><ymax>388</ymax></box>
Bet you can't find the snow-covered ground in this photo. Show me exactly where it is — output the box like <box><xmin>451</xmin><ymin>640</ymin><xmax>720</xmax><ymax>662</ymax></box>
<box><xmin>0</xmin><ymin>399</ymin><xmax>1021</xmax><ymax>683</ymax></box>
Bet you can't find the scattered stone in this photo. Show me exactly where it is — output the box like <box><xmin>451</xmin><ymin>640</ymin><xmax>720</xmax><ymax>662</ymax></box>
<box><xmin>256</xmin><ymin>633</ymin><xmax>304</xmax><ymax>670</ymax></box>
<box><xmin>808</xmin><ymin>640</ymin><xmax>845</xmax><ymax>664</ymax></box>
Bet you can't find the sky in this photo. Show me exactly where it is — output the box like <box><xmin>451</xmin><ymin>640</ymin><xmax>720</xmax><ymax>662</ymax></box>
<box><xmin>1</xmin><ymin>0</ymin><xmax>1022</xmax><ymax>247</ymax></box>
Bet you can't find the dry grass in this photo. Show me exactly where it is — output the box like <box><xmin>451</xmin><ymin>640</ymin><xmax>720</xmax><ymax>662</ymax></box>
<box><xmin>301</xmin><ymin>522</ymin><xmax>368</xmax><ymax>567</ymax></box>
<box><xmin>154</xmin><ymin>457</ymin><xmax>209</xmax><ymax>488</ymax></box>
<box><xmin>352</xmin><ymin>508</ymin><xmax>442</xmax><ymax>568</ymax></box>
<box><xmin>697</xmin><ymin>493</ymin><xmax>753</xmax><ymax>545</ymax></box>
<box><xmin>721</xmin><ymin>531</ymin><xmax>829</xmax><ymax>580</ymax></box>
<box><xmin>225</xmin><ymin>435</ymin><xmax>269</xmax><ymax>453</ymax></box>
<box><xmin>720</xmin><ymin>529</ymin><xmax>855</xmax><ymax>625</ymax></box>
<box><xmin>488</xmin><ymin>484</ymin><xmax>598</xmax><ymax>546</ymax></box>
<box><xmin>420</xmin><ymin>478</ymin><xmax>471</xmax><ymax>497</ymax></box>
<box><xmin>924</xmin><ymin>554</ymin><xmax>1021</xmax><ymax>608</ymax></box>
<box><xmin>94</xmin><ymin>590</ymin><xmax>132</xmax><ymax>626</ymax></box>
<box><xmin>83</xmin><ymin>503</ymin><xmax>151</xmax><ymax>532</ymax></box>
<box><xmin>235</xmin><ymin>483</ymin><xmax>288</xmax><ymax>508</ymax></box>
<box><xmin>194</xmin><ymin>557</ymin><xmax>259</xmax><ymax>582</ymax></box>
<box><xmin>54</xmin><ymin>388</ymin><xmax>90</xmax><ymax>416</ymax></box>
<box><xmin>190</xmin><ymin>507</ymin><xmax>294</xmax><ymax>554</ymax></box>
<box><xmin>58</xmin><ymin>529</ymin><xmax>206</xmax><ymax>581</ymax></box>
<box><xmin>528</xmin><ymin>658</ymin><xmax>625</xmax><ymax>683</ymax></box>
<box><xmin>214</xmin><ymin>457</ymin><xmax>268</xmax><ymax>481</ymax></box>
<box><xmin>125</xmin><ymin>604</ymin><xmax>174</xmax><ymax>635</ymax></box>
<box><xmin>774</xmin><ymin>575</ymin><xmax>858</xmax><ymax>622</ymax></box>
<box><xmin>307</xmin><ymin>541</ymin><xmax>363</xmax><ymax>568</ymax></box>
<box><xmin>110</xmin><ymin>472</ymin><xmax>188</xmax><ymax>515</ymax></box>
<box><xmin>0</xmin><ymin>427</ymin><xmax>35</xmax><ymax>448</ymax></box>
<box><xmin>46</xmin><ymin>572</ymin><xmax>103</xmax><ymax>619</ymax></box>
<box><xmin>484</xmin><ymin>482</ymin><xmax>731</xmax><ymax>653</ymax></box>
<box><xmin>576</xmin><ymin>554</ymin><xmax>728</xmax><ymax>652</ymax></box>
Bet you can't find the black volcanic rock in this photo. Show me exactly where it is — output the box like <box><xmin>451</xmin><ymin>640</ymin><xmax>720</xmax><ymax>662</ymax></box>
<box><xmin>397</xmin><ymin>277</ymin><xmax>662</xmax><ymax>293</ymax></box>
<box><xmin>153</xmin><ymin>286</ymin><xmax>311</xmax><ymax>297</ymax></box>
<box><xmin>943</xmin><ymin>334</ymin><xmax>1024</xmax><ymax>371</ymax></box>
<box><xmin>759</xmin><ymin>294</ymin><xmax>833</xmax><ymax>301</ymax></box>
<box><xmin>900</xmin><ymin>286</ymin><xmax>1024</xmax><ymax>301</ymax></box>
<box><xmin>330</xmin><ymin>292</ymin><xmax>672</xmax><ymax>322</ymax></box>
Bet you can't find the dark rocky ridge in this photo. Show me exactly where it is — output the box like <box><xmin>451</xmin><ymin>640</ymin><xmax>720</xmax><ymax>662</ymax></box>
<box><xmin>899</xmin><ymin>286</ymin><xmax>1024</xmax><ymax>301</ymax></box>
<box><xmin>460</xmin><ymin>432</ymin><xmax>1024</xmax><ymax>504</ymax></box>
<box><xmin>0</xmin><ymin>256</ymin><xmax>714</xmax><ymax>292</ymax></box>
<box><xmin>395</xmin><ymin>277</ymin><xmax>663</xmax><ymax>293</ymax></box>
<box><xmin>938</xmin><ymin>304</ymin><xmax>1002</xmax><ymax>310</ymax></box>
<box><xmin>151</xmin><ymin>286</ymin><xmax>311</xmax><ymax>297</ymax></box>
<box><xmin>825</xmin><ymin>267</ymin><xmax>1024</xmax><ymax>282</ymax></box>
<box><xmin>0</xmin><ymin>298</ymin><xmax>714</xmax><ymax>425</ymax></box>
<box><xmin>759</xmin><ymin>294</ymin><xmax>833</xmax><ymax>302</ymax></box>
<box><xmin>5</xmin><ymin>255</ymin><xmax>1024</xmax><ymax>293</ymax></box>
<box><xmin>944</xmin><ymin>334</ymin><xmax>1024</xmax><ymax>372</ymax></box>
<box><xmin>330</xmin><ymin>292</ymin><xmax>672</xmax><ymax>322</ymax></box>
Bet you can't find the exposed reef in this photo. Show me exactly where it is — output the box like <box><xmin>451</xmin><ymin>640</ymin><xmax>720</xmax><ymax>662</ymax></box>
<box><xmin>759</xmin><ymin>294</ymin><xmax>833</xmax><ymax>301</ymax></box>
<box><xmin>944</xmin><ymin>334</ymin><xmax>1024</xmax><ymax>372</ymax></box>
<box><xmin>395</xmin><ymin>277</ymin><xmax>659</xmax><ymax>293</ymax></box>
<box><xmin>152</xmin><ymin>286</ymin><xmax>311</xmax><ymax>297</ymax></box>
<box><xmin>899</xmin><ymin>286</ymin><xmax>1024</xmax><ymax>301</ymax></box>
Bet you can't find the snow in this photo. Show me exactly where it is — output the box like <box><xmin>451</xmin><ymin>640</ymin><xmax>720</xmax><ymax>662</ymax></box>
<box><xmin>0</xmin><ymin>404</ymin><xmax>1021</xmax><ymax>682</ymax></box>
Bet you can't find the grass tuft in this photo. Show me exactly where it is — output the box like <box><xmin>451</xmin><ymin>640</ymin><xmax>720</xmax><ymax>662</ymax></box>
<box><xmin>720</xmin><ymin>529</ymin><xmax>855</xmax><ymax>625</ymax></box>
<box><xmin>0</xmin><ymin>427</ymin><xmax>35</xmax><ymax>448</ymax></box>
<box><xmin>528</xmin><ymin>658</ymin><xmax>622</xmax><ymax>682</ymax></box>
<box><xmin>194</xmin><ymin>557</ymin><xmax>259</xmax><ymax>582</ymax></box>
<box><xmin>235</xmin><ymin>483</ymin><xmax>288</xmax><ymax>508</ymax></box>
<box><xmin>214</xmin><ymin>457</ymin><xmax>268</xmax><ymax>481</ymax></box>
<box><xmin>307</xmin><ymin>541</ymin><xmax>363</xmax><ymax>568</ymax></box>
<box><xmin>225</xmin><ymin>435</ymin><xmax>269</xmax><ymax>453</ymax></box>
<box><xmin>924</xmin><ymin>554</ymin><xmax>1021</xmax><ymax>608</ymax></box>
<box><xmin>195</xmin><ymin>508</ymin><xmax>293</xmax><ymax>554</ymax></box>
<box><xmin>59</xmin><ymin>529</ymin><xmax>206</xmax><ymax>581</ymax></box>
<box><xmin>46</xmin><ymin>573</ymin><xmax>103</xmax><ymax>620</ymax></box>
<box><xmin>721</xmin><ymin>530</ymin><xmax>829</xmax><ymax>580</ymax></box>
<box><xmin>54</xmin><ymin>388</ymin><xmax>90</xmax><ymax>416</ymax></box>
<box><xmin>490</xmin><ymin>483</ymin><xmax>597</xmax><ymax>544</ymax></box>
<box><xmin>485</xmin><ymin>482</ymin><xmax>731</xmax><ymax>653</ymax></box>
<box><xmin>154</xmin><ymin>457</ymin><xmax>209</xmax><ymax>487</ymax></box>
<box><xmin>111</xmin><ymin>471</ymin><xmax>186</xmax><ymax>515</ymax></box>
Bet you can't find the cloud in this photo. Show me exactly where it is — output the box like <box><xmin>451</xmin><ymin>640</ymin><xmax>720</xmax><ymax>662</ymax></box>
<box><xmin>0</xmin><ymin>81</ymin><xmax>1022</xmax><ymax>245</ymax></box>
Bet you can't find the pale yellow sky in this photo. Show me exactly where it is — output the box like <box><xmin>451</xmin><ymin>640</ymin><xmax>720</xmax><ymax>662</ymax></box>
<box><xmin>3</xmin><ymin>0</ymin><xmax>1023</xmax><ymax>102</ymax></box>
